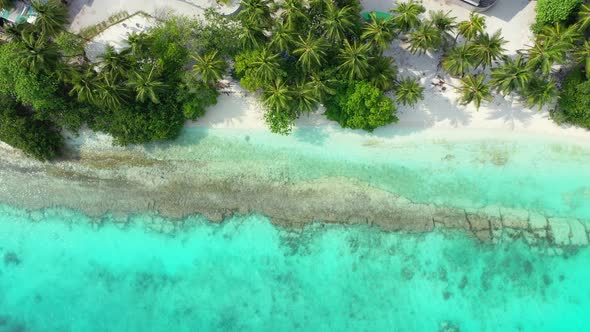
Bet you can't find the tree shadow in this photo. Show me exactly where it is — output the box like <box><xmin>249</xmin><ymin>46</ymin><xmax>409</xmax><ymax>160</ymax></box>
<box><xmin>293</xmin><ymin>126</ymin><xmax>330</xmax><ymax>146</ymax></box>
<box><xmin>483</xmin><ymin>0</ymin><xmax>530</xmax><ymax>23</ymax></box>
<box><xmin>67</xmin><ymin>0</ymin><xmax>95</xmax><ymax>26</ymax></box>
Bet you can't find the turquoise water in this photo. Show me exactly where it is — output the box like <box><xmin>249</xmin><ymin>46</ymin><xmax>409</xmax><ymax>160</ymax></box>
<box><xmin>0</xmin><ymin>206</ymin><xmax>589</xmax><ymax>332</ymax></box>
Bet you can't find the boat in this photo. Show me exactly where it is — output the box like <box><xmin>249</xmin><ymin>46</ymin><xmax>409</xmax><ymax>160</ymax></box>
<box><xmin>454</xmin><ymin>0</ymin><xmax>498</xmax><ymax>12</ymax></box>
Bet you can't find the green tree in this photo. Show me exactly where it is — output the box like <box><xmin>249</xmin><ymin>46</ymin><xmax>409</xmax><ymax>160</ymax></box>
<box><xmin>326</xmin><ymin>81</ymin><xmax>398</xmax><ymax>131</ymax></box>
<box><xmin>556</xmin><ymin>69</ymin><xmax>590</xmax><ymax>128</ymax></box>
<box><xmin>0</xmin><ymin>0</ymin><xmax>13</xmax><ymax>9</ymax></box>
<box><xmin>55</xmin><ymin>32</ymin><xmax>86</xmax><ymax>57</ymax></box>
<box><xmin>537</xmin><ymin>23</ymin><xmax>579</xmax><ymax>51</ymax></box>
<box><xmin>368</xmin><ymin>56</ymin><xmax>397</xmax><ymax>91</ymax></box>
<box><xmin>390</xmin><ymin>0</ymin><xmax>425</xmax><ymax>32</ymax></box>
<box><xmin>458</xmin><ymin>74</ymin><xmax>492</xmax><ymax>110</ymax></box>
<box><xmin>69</xmin><ymin>68</ymin><xmax>98</xmax><ymax>103</ymax></box>
<box><xmin>323</xmin><ymin>3</ymin><xmax>356</xmax><ymax>43</ymax></box>
<box><xmin>361</xmin><ymin>12</ymin><xmax>396</xmax><ymax>54</ymax></box>
<box><xmin>237</xmin><ymin>0</ymin><xmax>272</xmax><ymax>28</ymax></box>
<box><xmin>577</xmin><ymin>3</ymin><xmax>590</xmax><ymax>31</ymax></box>
<box><xmin>574</xmin><ymin>40</ymin><xmax>590</xmax><ymax>79</ymax></box>
<box><xmin>290</xmin><ymin>81</ymin><xmax>319</xmax><ymax>114</ymax></box>
<box><xmin>442</xmin><ymin>44</ymin><xmax>474</xmax><ymax>77</ymax></box>
<box><xmin>98</xmin><ymin>45</ymin><xmax>132</xmax><ymax>78</ymax></box>
<box><xmin>408</xmin><ymin>22</ymin><xmax>441</xmax><ymax>55</ymax></box>
<box><xmin>191</xmin><ymin>50</ymin><xmax>227</xmax><ymax>86</ymax></box>
<box><xmin>293</xmin><ymin>34</ymin><xmax>327</xmax><ymax>73</ymax></box>
<box><xmin>263</xmin><ymin>78</ymin><xmax>292</xmax><ymax>111</ymax></box>
<box><xmin>269</xmin><ymin>22</ymin><xmax>296</xmax><ymax>53</ymax></box>
<box><xmin>31</xmin><ymin>0</ymin><xmax>69</xmax><ymax>38</ymax></box>
<box><xmin>16</xmin><ymin>33</ymin><xmax>59</xmax><ymax>74</ymax></box>
<box><xmin>533</xmin><ymin>0</ymin><xmax>583</xmax><ymax>32</ymax></box>
<box><xmin>126</xmin><ymin>32</ymin><xmax>154</xmax><ymax>58</ymax></box>
<box><xmin>127</xmin><ymin>66</ymin><xmax>167</xmax><ymax>104</ymax></box>
<box><xmin>238</xmin><ymin>24</ymin><xmax>266</xmax><ymax>51</ymax></box>
<box><xmin>280</xmin><ymin>0</ymin><xmax>308</xmax><ymax>30</ymax></box>
<box><xmin>395</xmin><ymin>77</ymin><xmax>424</xmax><ymax>107</ymax></box>
<box><xmin>526</xmin><ymin>39</ymin><xmax>568</xmax><ymax>76</ymax></box>
<box><xmin>456</xmin><ymin>12</ymin><xmax>486</xmax><ymax>41</ymax></box>
<box><xmin>252</xmin><ymin>48</ymin><xmax>282</xmax><ymax>84</ymax></box>
<box><xmin>309</xmin><ymin>74</ymin><xmax>336</xmax><ymax>103</ymax></box>
<box><xmin>94</xmin><ymin>73</ymin><xmax>126</xmax><ymax>110</ymax></box>
<box><xmin>469</xmin><ymin>31</ymin><xmax>506</xmax><ymax>69</ymax></box>
<box><xmin>337</xmin><ymin>39</ymin><xmax>372</xmax><ymax>80</ymax></box>
<box><xmin>490</xmin><ymin>55</ymin><xmax>531</xmax><ymax>96</ymax></box>
<box><xmin>429</xmin><ymin>10</ymin><xmax>456</xmax><ymax>49</ymax></box>
<box><xmin>524</xmin><ymin>78</ymin><xmax>557</xmax><ymax>109</ymax></box>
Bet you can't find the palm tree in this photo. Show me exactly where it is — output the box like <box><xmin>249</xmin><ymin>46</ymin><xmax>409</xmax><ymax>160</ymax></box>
<box><xmin>236</xmin><ymin>0</ymin><xmax>272</xmax><ymax>29</ymax></box>
<box><xmin>238</xmin><ymin>24</ymin><xmax>266</xmax><ymax>51</ymax></box>
<box><xmin>490</xmin><ymin>55</ymin><xmax>531</xmax><ymax>96</ymax></box>
<box><xmin>390</xmin><ymin>0</ymin><xmax>425</xmax><ymax>33</ymax></box>
<box><xmin>526</xmin><ymin>39</ymin><xmax>568</xmax><ymax>76</ymax></box>
<box><xmin>458</xmin><ymin>74</ymin><xmax>492</xmax><ymax>110</ymax></box>
<box><xmin>457</xmin><ymin>12</ymin><xmax>486</xmax><ymax>41</ymax></box>
<box><xmin>31</xmin><ymin>0</ymin><xmax>69</xmax><ymax>38</ymax></box>
<box><xmin>263</xmin><ymin>78</ymin><xmax>292</xmax><ymax>111</ymax></box>
<box><xmin>280</xmin><ymin>0</ymin><xmax>308</xmax><ymax>30</ymax></box>
<box><xmin>361</xmin><ymin>12</ymin><xmax>397</xmax><ymax>54</ymax></box>
<box><xmin>408</xmin><ymin>22</ymin><xmax>441</xmax><ymax>55</ymax></box>
<box><xmin>574</xmin><ymin>40</ymin><xmax>590</xmax><ymax>79</ymax></box>
<box><xmin>69</xmin><ymin>68</ymin><xmax>98</xmax><ymax>103</ymax></box>
<box><xmin>442</xmin><ymin>44</ymin><xmax>474</xmax><ymax>77</ymax></box>
<box><xmin>4</xmin><ymin>23</ymin><xmax>28</xmax><ymax>42</ymax></box>
<box><xmin>577</xmin><ymin>3</ymin><xmax>590</xmax><ymax>31</ymax></box>
<box><xmin>309</xmin><ymin>74</ymin><xmax>336</xmax><ymax>103</ymax></box>
<box><xmin>290</xmin><ymin>81</ymin><xmax>319</xmax><ymax>114</ymax></box>
<box><xmin>469</xmin><ymin>31</ymin><xmax>506</xmax><ymax>69</ymax></box>
<box><xmin>269</xmin><ymin>22</ymin><xmax>296</xmax><ymax>53</ymax></box>
<box><xmin>252</xmin><ymin>48</ymin><xmax>282</xmax><ymax>83</ymax></box>
<box><xmin>16</xmin><ymin>33</ymin><xmax>59</xmax><ymax>74</ymax></box>
<box><xmin>191</xmin><ymin>50</ymin><xmax>227</xmax><ymax>86</ymax></box>
<box><xmin>293</xmin><ymin>34</ymin><xmax>327</xmax><ymax>73</ymax></box>
<box><xmin>524</xmin><ymin>78</ymin><xmax>557</xmax><ymax>109</ymax></box>
<box><xmin>429</xmin><ymin>10</ymin><xmax>456</xmax><ymax>49</ymax></box>
<box><xmin>98</xmin><ymin>45</ymin><xmax>132</xmax><ymax>78</ymax></box>
<box><xmin>126</xmin><ymin>32</ymin><xmax>154</xmax><ymax>58</ymax></box>
<box><xmin>337</xmin><ymin>39</ymin><xmax>372</xmax><ymax>80</ymax></box>
<box><xmin>0</xmin><ymin>0</ymin><xmax>13</xmax><ymax>9</ymax></box>
<box><xmin>395</xmin><ymin>77</ymin><xmax>424</xmax><ymax>107</ymax></box>
<box><xmin>368</xmin><ymin>56</ymin><xmax>397</xmax><ymax>91</ymax></box>
<box><xmin>537</xmin><ymin>23</ymin><xmax>579</xmax><ymax>51</ymax></box>
<box><xmin>127</xmin><ymin>66</ymin><xmax>167</xmax><ymax>104</ymax></box>
<box><xmin>323</xmin><ymin>3</ymin><xmax>356</xmax><ymax>43</ymax></box>
<box><xmin>94</xmin><ymin>73</ymin><xmax>126</xmax><ymax>110</ymax></box>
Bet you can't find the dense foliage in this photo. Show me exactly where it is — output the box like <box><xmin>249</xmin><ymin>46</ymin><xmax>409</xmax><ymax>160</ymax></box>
<box><xmin>326</xmin><ymin>81</ymin><xmax>398</xmax><ymax>131</ymax></box>
<box><xmin>555</xmin><ymin>69</ymin><xmax>590</xmax><ymax>128</ymax></box>
<box><xmin>0</xmin><ymin>96</ymin><xmax>62</xmax><ymax>160</ymax></box>
<box><xmin>533</xmin><ymin>0</ymin><xmax>583</xmax><ymax>32</ymax></box>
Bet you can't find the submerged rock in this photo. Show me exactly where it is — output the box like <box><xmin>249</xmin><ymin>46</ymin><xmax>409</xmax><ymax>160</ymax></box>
<box><xmin>548</xmin><ymin>218</ymin><xmax>571</xmax><ymax>246</ymax></box>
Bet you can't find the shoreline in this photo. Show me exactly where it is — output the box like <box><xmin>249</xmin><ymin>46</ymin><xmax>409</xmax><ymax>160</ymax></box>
<box><xmin>1</xmin><ymin>137</ymin><xmax>588</xmax><ymax>249</ymax></box>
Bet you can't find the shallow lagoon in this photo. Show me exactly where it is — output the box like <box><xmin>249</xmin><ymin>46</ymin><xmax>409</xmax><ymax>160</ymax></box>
<box><xmin>1</xmin><ymin>126</ymin><xmax>590</xmax><ymax>331</ymax></box>
<box><xmin>0</xmin><ymin>208</ymin><xmax>589</xmax><ymax>332</ymax></box>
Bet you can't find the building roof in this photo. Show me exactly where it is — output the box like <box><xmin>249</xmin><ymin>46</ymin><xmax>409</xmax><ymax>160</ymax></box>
<box><xmin>0</xmin><ymin>1</ymin><xmax>36</xmax><ymax>24</ymax></box>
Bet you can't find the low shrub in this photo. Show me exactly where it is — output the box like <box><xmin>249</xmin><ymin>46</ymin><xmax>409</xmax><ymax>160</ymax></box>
<box><xmin>556</xmin><ymin>69</ymin><xmax>590</xmax><ymax>129</ymax></box>
<box><xmin>533</xmin><ymin>0</ymin><xmax>583</xmax><ymax>32</ymax></box>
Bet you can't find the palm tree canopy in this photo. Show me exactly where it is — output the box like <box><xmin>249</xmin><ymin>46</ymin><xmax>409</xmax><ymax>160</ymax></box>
<box><xmin>537</xmin><ymin>23</ymin><xmax>580</xmax><ymax>51</ymax></box>
<box><xmin>94</xmin><ymin>73</ymin><xmax>126</xmax><ymax>110</ymax></box>
<box><xmin>98</xmin><ymin>45</ymin><xmax>132</xmax><ymax>78</ymax></box>
<box><xmin>408</xmin><ymin>21</ymin><xmax>441</xmax><ymax>55</ymax></box>
<box><xmin>524</xmin><ymin>78</ymin><xmax>557</xmax><ymax>110</ymax></box>
<box><xmin>290</xmin><ymin>81</ymin><xmax>319</xmax><ymax>114</ymax></box>
<box><xmin>526</xmin><ymin>39</ymin><xmax>568</xmax><ymax>76</ymax></box>
<box><xmin>323</xmin><ymin>3</ymin><xmax>357</xmax><ymax>42</ymax></box>
<box><xmin>252</xmin><ymin>48</ymin><xmax>282</xmax><ymax>83</ymax></box>
<box><xmin>577</xmin><ymin>4</ymin><xmax>590</xmax><ymax>31</ymax></box>
<box><xmin>293</xmin><ymin>34</ymin><xmax>327</xmax><ymax>73</ymax></box>
<box><xmin>69</xmin><ymin>68</ymin><xmax>98</xmax><ymax>103</ymax></box>
<box><xmin>31</xmin><ymin>0</ymin><xmax>69</xmax><ymax>38</ymax></box>
<box><xmin>127</xmin><ymin>66</ymin><xmax>167</xmax><ymax>104</ymax></box>
<box><xmin>490</xmin><ymin>55</ymin><xmax>531</xmax><ymax>96</ymax></box>
<box><xmin>395</xmin><ymin>77</ymin><xmax>424</xmax><ymax>107</ymax></box>
<box><xmin>337</xmin><ymin>39</ymin><xmax>372</xmax><ymax>81</ymax></box>
<box><xmin>361</xmin><ymin>12</ymin><xmax>397</xmax><ymax>53</ymax></box>
<box><xmin>442</xmin><ymin>44</ymin><xmax>474</xmax><ymax>77</ymax></box>
<box><xmin>429</xmin><ymin>10</ymin><xmax>456</xmax><ymax>46</ymax></box>
<box><xmin>237</xmin><ymin>0</ymin><xmax>272</xmax><ymax>28</ymax></box>
<box><xmin>191</xmin><ymin>49</ymin><xmax>227</xmax><ymax>86</ymax></box>
<box><xmin>263</xmin><ymin>78</ymin><xmax>292</xmax><ymax>111</ymax></box>
<box><xmin>17</xmin><ymin>32</ymin><xmax>59</xmax><ymax>74</ymax></box>
<box><xmin>280</xmin><ymin>0</ymin><xmax>308</xmax><ymax>30</ymax></box>
<box><xmin>574</xmin><ymin>40</ymin><xmax>590</xmax><ymax>79</ymax></box>
<box><xmin>390</xmin><ymin>0</ymin><xmax>425</xmax><ymax>32</ymax></box>
<box><xmin>368</xmin><ymin>56</ymin><xmax>398</xmax><ymax>91</ymax></box>
<box><xmin>269</xmin><ymin>22</ymin><xmax>296</xmax><ymax>53</ymax></box>
<box><xmin>458</xmin><ymin>74</ymin><xmax>492</xmax><ymax>110</ymax></box>
<box><xmin>457</xmin><ymin>12</ymin><xmax>486</xmax><ymax>41</ymax></box>
<box><xmin>238</xmin><ymin>24</ymin><xmax>266</xmax><ymax>51</ymax></box>
<box><xmin>469</xmin><ymin>30</ymin><xmax>507</xmax><ymax>69</ymax></box>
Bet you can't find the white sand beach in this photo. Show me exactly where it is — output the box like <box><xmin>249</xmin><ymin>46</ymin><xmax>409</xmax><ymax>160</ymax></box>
<box><xmin>194</xmin><ymin>0</ymin><xmax>590</xmax><ymax>143</ymax></box>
